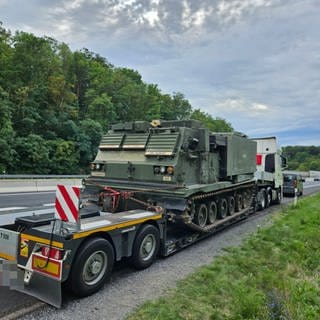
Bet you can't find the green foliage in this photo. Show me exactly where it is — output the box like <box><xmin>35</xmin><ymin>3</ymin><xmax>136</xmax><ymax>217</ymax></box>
<box><xmin>0</xmin><ymin>22</ymin><xmax>232</xmax><ymax>173</ymax></box>
<box><xmin>191</xmin><ymin>109</ymin><xmax>233</xmax><ymax>132</ymax></box>
<box><xmin>283</xmin><ymin>146</ymin><xmax>320</xmax><ymax>171</ymax></box>
<box><xmin>127</xmin><ymin>193</ymin><xmax>320</xmax><ymax>320</ymax></box>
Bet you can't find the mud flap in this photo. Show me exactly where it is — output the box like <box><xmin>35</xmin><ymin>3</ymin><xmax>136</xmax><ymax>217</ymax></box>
<box><xmin>16</xmin><ymin>270</ymin><xmax>62</xmax><ymax>308</ymax></box>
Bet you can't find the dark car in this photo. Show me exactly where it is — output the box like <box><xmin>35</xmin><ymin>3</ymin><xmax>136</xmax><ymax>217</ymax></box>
<box><xmin>283</xmin><ymin>173</ymin><xmax>303</xmax><ymax>196</ymax></box>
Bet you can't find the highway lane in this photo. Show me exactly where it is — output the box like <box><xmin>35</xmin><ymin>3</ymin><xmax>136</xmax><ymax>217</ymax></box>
<box><xmin>0</xmin><ymin>184</ymin><xmax>320</xmax><ymax>319</ymax></box>
<box><xmin>0</xmin><ymin>191</ymin><xmax>55</xmax><ymax>210</ymax></box>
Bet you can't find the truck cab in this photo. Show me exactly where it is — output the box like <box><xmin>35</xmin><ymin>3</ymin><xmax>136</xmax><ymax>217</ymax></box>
<box><xmin>252</xmin><ymin>137</ymin><xmax>286</xmax><ymax>209</ymax></box>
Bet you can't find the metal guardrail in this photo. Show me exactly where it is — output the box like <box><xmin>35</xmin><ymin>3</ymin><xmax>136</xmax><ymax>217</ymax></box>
<box><xmin>0</xmin><ymin>175</ymin><xmax>87</xmax><ymax>180</ymax></box>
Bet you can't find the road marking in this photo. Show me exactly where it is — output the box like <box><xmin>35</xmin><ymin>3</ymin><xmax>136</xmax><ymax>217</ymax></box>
<box><xmin>0</xmin><ymin>207</ymin><xmax>27</xmax><ymax>212</ymax></box>
<box><xmin>0</xmin><ymin>191</ymin><xmax>56</xmax><ymax>197</ymax></box>
<box><xmin>43</xmin><ymin>203</ymin><xmax>55</xmax><ymax>207</ymax></box>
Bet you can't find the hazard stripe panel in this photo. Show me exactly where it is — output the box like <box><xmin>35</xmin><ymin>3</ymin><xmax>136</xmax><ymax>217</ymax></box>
<box><xmin>54</xmin><ymin>185</ymin><xmax>80</xmax><ymax>223</ymax></box>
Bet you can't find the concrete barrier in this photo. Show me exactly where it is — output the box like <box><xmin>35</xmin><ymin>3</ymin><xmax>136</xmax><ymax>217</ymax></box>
<box><xmin>0</xmin><ymin>179</ymin><xmax>83</xmax><ymax>193</ymax></box>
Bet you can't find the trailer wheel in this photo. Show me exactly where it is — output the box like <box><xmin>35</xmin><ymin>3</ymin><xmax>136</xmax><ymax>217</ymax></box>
<box><xmin>218</xmin><ymin>198</ymin><xmax>228</xmax><ymax>219</ymax></box>
<box><xmin>208</xmin><ymin>201</ymin><xmax>217</xmax><ymax>224</ymax></box>
<box><xmin>68</xmin><ymin>238</ymin><xmax>114</xmax><ymax>297</ymax></box>
<box><xmin>228</xmin><ymin>196</ymin><xmax>235</xmax><ymax>215</ymax></box>
<box><xmin>194</xmin><ymin>203</ymin><xmax>208</xmax><ymax>227</ymax></box>
<box><xmin>131</xmin><ymin>224</ymin><xmax>160</xmax><ymax>270</ymax></box>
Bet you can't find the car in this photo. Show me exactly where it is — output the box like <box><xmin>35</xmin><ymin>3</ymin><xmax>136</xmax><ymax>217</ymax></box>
<box><xmin>283</xmin><ymin>173</ymin><xmax>303</xmax><ymax>197</ymax></box>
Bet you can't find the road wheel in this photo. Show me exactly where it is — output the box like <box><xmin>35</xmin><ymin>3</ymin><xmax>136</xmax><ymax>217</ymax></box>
<box><xmin>131</xmin><ymin>224</ymin><xmax>160</xmax><ymax>270</ymax></box>
<box><xmin>228</xmin><ymin>196</ymin><xmax>235</xmax><ymax>215</ymax></box>
<box><xmin>207</xmin><ymin>201</ymin><xmax>217</xmax><ymax>224</ymax></box>
<box><xmin>235</xmin><ymin>194</ymin><xmax>243</xmax><ymax>212</ymax></box>
<box><xmin>194</xmin><ymin>203</ymin><xmax>208</xmax><ymax>227</ymax></box>
<box><xmin>218</xmin><ymin>198</ymin><xmax>228</xmax><ymax>219</ymax></box>
<box><xmin>68</xmin><ymin>238</ymin><xmax>114</xmax><ymax>297</ymax></box>
<box><xmin>242</xmin><ymin>191</ymin><xmax>250</xmax><ymax>209</ymax></box>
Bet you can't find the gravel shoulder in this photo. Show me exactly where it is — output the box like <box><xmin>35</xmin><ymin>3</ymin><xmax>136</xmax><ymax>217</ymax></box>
<box><xmin>21</xmin><ymin>207</ymin><xmax>278</xmax><ymax>320</ymax></box>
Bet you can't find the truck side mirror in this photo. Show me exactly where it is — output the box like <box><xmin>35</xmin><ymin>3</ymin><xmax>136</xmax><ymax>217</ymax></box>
<box><xmin>281</xmin><ymin>156</ymin><xmax>287</xmax><ymax>169</ymax></box>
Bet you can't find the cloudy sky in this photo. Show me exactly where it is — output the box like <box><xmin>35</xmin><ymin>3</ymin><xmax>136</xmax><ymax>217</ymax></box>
<box><xmin>1</xmin><ymin>0</ymin><xmax>319</xmax><ymax>146</ymax></box>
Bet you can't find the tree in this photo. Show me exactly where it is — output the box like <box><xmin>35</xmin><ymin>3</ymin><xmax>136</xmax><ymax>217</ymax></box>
<box><xmin>191</xmin><ymin>109</ymin><xmax>233</xmax><ymax>132</ymax></box>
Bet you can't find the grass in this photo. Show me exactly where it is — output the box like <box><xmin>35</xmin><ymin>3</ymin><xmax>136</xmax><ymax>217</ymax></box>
<box><xmin>127</xmin><ymin>193</ymin><xmax>320</xmax><ymax>320</ymax></box>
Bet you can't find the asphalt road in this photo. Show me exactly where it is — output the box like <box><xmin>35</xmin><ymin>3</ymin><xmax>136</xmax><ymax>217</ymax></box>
<box><xmin>0</xmin><ymin>191</ymin><xmax>55</xmax><ymax>210</ymax></box>
<box><xmin>0</xmin><ymin>183</ymin><xmax>319</xmax><ymax>319</ymax></box>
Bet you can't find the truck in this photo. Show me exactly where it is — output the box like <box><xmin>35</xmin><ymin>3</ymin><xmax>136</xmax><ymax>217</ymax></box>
<box><xmin>0</xmin><ymin>120</ymin><xmax>258</xmax><ymax>308</ymax></box>
<box><xmin>252</xmin><ymin>137</ymin><xmax>286</xmax><ymax>210</ymax></box>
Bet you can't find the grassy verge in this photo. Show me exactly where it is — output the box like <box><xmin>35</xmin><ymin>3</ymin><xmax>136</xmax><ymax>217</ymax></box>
<box><xmin>127</xmin><ymin>193</ymin><xmax>320</xmax><ymax>320</ymax></box>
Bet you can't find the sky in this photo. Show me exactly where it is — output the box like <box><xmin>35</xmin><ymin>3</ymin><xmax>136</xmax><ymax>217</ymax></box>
<box><xmin>0</xmin><ymin>0</ymin><xmax>319</xmax><ymax>146</ymax></box>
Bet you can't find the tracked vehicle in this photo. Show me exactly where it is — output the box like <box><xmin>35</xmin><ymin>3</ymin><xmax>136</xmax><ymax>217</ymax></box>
<box><xmin>85</xmin><ymin>119</ymin><xmax>257</xmax><ymax>230</ymax></box>
<box><xmin>0</xmin><ymin>120</ymin><xmax>257</xmax><ymax>308</ymax></box>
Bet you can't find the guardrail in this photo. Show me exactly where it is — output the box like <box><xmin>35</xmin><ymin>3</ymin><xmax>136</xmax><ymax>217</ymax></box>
<box><xmin>0</xmin><ymin>176</ymin><xmax>87</xmax><ymax>193</ymax></box>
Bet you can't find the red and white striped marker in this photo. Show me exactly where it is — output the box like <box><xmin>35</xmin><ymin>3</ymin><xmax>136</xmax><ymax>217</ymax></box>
<box><xmin>54</xmin><ymin>185</ymin><xmax>80</xmax><ymax>223</ymax></box>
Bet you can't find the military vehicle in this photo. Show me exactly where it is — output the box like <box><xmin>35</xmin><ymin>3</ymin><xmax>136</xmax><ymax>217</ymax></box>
<box><xmin>85</xmin><ymin>119</ymin><xmax>257</xmax><ymax>230</ymax></box>
<box><xmin>0</xmin><ymin>119</ymin><xmax>258</xmax><ymax>308</ymax></box>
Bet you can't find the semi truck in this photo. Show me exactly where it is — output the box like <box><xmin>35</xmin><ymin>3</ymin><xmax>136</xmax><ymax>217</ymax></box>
<box><xmin>252</xmin><ymin>137</ymin><xmax>286</xmax><ymax>210</ymax></box>
<box><xmin>0</xmin><ymin>120</ymin><xmax>260</xmax><ymax>307</ymax></box>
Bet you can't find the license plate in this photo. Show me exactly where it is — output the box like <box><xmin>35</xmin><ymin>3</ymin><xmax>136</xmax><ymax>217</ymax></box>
<box><xmin>0</xmin><ymin>228</ymin><xmax>19</xmax><ymax>261</ymax></box>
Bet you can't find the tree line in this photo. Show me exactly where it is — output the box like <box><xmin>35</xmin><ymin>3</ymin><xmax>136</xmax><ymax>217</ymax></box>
<box><xmin>283</xmin><ymin>146</ymin><xmax>320</xmax><ymax>171</ymax></box>
<box><xmin>0</xmin><ymin>22</ymin><xmax>232</xmax><ymax>174</ymax></box>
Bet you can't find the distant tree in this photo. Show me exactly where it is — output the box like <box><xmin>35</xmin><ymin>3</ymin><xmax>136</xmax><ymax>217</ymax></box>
<box><xmin>191</xmin><ymin>109</ymin><xmax>233</xmax><ymax>132</ymax></box>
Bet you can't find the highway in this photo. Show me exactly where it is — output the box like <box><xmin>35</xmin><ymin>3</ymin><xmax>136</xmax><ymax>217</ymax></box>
<box><xmin>0</xmin><ymin>183</ymin><xmax>319</xmax><ymax>319</ymax></box>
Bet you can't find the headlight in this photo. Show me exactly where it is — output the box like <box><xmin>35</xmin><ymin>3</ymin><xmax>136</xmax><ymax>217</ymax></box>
<box><xmin>160</xmin><ymin>166</ymin><xmax>166</xmax><ymax>174</ymax></box>
<box><xmin>154</xmin><ymin>166</ymin><xmax>160</xmax><ymax>174</ymax></box>
<box><xmin>90</xmin><ymin>163</ymin><xmax>96</xmax><ymax>170</ymax></box>
<box><xmin>167</xmin><ymin>166</ymin><xmax>174</xmax><ymax>175</ymax></box>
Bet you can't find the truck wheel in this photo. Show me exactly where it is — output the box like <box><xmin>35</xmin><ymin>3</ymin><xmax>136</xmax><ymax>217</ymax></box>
<box><xmin>68</xmin><ymin>238</ymin><xmax>114</xmax><ymax>297</ymax></box>
<box><xmin>208</xmin><ymin>201</ymin><xmax>217</xmax><ymax>224</ymax></box>
<box><xmin>258</xmin><ymin>189</ymin><xmax>266</xmax><ymax>210</ymax></box>
<box><xmin>228</xmin><ymin>196</ymin><xmax>235</xmax><ymax>215</ymax></box>
<box><xmin>218</xmin><ymin>198</ymin><xmax>228</xmax><ymax>219</ymax></box>
<box><xmin>265</xmin><ymin>190</ymin><xmax>272</xmax><ymax>208</ymax></box>
<box><xmin>131</xmin><ymin>224</ymin><xmax>160</xmax><ymax>270</ymax></box>
<box><xmin>274</xmin><ymin>189</ymin><xmax>282</xmax><ymax>204</ymax></box>
<box><xmin>194</xmin><ymin>203</ymin><xmax>208</xmax><ymax>227</ymax></box>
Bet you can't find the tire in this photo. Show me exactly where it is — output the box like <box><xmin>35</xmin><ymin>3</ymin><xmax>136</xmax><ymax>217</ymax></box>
<box><xmin>258</xmin><ymin>189</ymin><xmax>266</xmax><ymax>211</ymax></box>
<box><xmin>131</xmin><ymin>224</ymin><xmax>160</xmax><ymax>270</ymax></box>
<box><xmin>207</xmin><ymin>201</ymin><xmax>217</xmax><ymax>224</ymax></box>
<box><xmin>274</xmin><ymin>189</ymin><xmax>282</xmax><ymax>204</ymax></box>
<box><xmin>228</xmin><ymin>196</ymin><xmax>235</xmax><ymax>215</ymax></box>
<box><xmin>265</xmin><ymin>190</ymin><xmax>271</xmax><ymax>208</ymax></box>
<box><xmin>218</xmin><ymin>198</ymin><xmax>228</xmax><ymax>219</ymax></box>
<box><xmin>235</xmin><ymin>194</ymin><xmax>243</xmax><ymax>212</ymax></box>
<box><xmin>68</xmin><ymin>238</ymin><xmax>114</xmax><ymax>297</ymax></box>
<box><xmin>194</xmin><ymin>203</ymin><xmax>208</xmax><ymax>227</ymax></box>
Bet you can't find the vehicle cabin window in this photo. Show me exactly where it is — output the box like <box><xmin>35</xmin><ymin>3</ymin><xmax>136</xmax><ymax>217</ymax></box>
<box><xmin>284</xmin><ymin>174</ymin><xmax>294</xmax><ymax>182</ymax></box>
<box><xmin>265</xmin><ymin>154</ymin><xmax>275</xmax><ymax>173</ymax></box>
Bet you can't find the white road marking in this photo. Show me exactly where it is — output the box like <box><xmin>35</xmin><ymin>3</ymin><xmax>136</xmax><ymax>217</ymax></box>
<box><xmin>0</xmin><ymin>207</ymin><xmax>27</xmax><ymax>212</ymax></box>
<box><xmin>43</xmin><ymin>203</ymin><xmax>55</xmax><ymax>207</ymax></box>
<box><xmin>0</xmin><ymin>191</ymin><xmax>55</xmax><ymax>197</ymax></box>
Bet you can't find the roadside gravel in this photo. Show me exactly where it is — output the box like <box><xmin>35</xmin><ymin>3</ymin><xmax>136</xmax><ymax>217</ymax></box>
<box><xmin>21</xmin><ymin>207</ymin><xmax>278</xmax><ymax>320</ymax></box>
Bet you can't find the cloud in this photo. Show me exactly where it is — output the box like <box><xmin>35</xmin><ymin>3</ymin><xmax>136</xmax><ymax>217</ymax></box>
<box><xmin>1</xmin><ymin>0</ymin><xmax>319</xmax><ymax>145</ymax></box>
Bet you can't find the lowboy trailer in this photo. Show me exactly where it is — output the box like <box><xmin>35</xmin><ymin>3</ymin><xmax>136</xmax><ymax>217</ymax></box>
<box><xmin>0</xmin><ymin>120</ymin><xmax>258</xmax><ymax>307</ymax></box>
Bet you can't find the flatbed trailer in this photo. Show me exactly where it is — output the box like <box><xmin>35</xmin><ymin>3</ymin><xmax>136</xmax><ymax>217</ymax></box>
<box><xmin>0</xmin><ymin>184</ymin><xmax>254</xmax><ymax>308</ymax></box>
